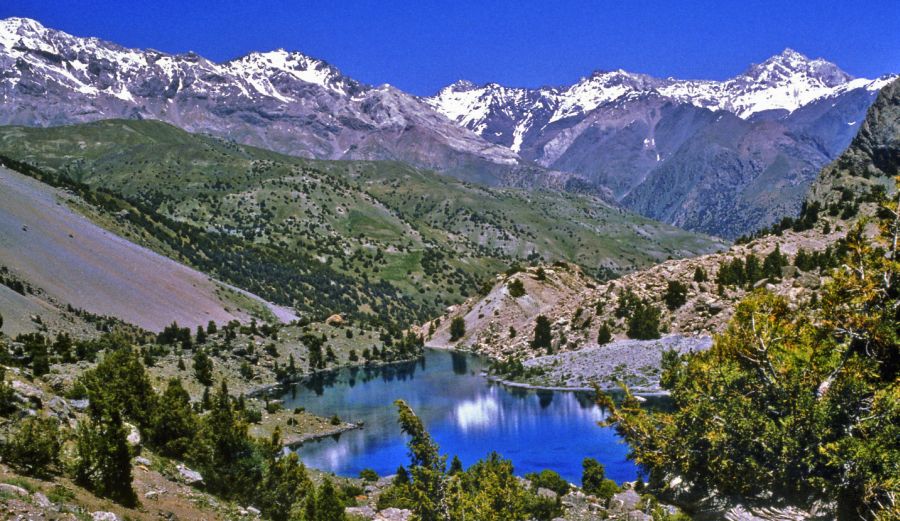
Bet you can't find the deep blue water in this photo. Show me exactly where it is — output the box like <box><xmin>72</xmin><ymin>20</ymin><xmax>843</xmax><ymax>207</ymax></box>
<box><xmin>282</xmin><ymin>349</ymin><xmax>638</xmax><ymax>484</ymax></box>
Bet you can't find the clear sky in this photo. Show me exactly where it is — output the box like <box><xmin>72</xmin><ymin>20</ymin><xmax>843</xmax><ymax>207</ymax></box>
<box><xmin>1</xmin><ymin>0</ymin><xmax>897</xmax><ymax>96</ymax></box>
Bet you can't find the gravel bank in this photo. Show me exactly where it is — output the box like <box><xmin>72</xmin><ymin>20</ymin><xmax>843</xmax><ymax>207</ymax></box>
<box><xmin>511</xmin><ymin>335</ymin><xmax>713</xmax><ymax>393</ymax></box>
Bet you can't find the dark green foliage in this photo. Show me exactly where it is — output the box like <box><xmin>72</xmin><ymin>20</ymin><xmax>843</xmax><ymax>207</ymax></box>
<box><xmin>195</xmin><ymin>326</ymin><xmax>207</xmax><ymax>345</ymax></box>
<box><xmin>715</xmin><ymin>257</ymin><xmax>746</xmax><ymax>286</ymax></box>
<box><xmin>302</xmin><ymin>333</ymin><xmax>326</xmax><ymax>370</ymax></box>
<box><xmin>312</xmin><ymin>478</ymin><xmax>345</xmax><ymax>521</ymax></box>
<box><xmin>601</xmin><ymin>205</ymin><xmax>900</xmax><ymax>518</ymax></box>
<box><xmin>535</xmin><ymin>267</ymin><xmax>546</xmax><ymax>281</ymax></box>
<box><xmin>693</xmin><ymin>266</ymin><xmax>708</xmax><ymax>282</ymax></box>
<box><xmin>532</xmin><ymin>315</ymin><xmax>553</xmax><ymax>352</ymax></box>
<box><xmin>18</xmin><ymin>333</ymin><xmax>50</xmax><ymax>376</ymax></box>
<box><xmin>256</xmin><ymin>430</ymin><xmax>312</xmax><ymax>521</ymax></box>
<box><xmin>525</xmin><ymin>469</ymin><xmax>570</xmax><ymax>496</ymax></box>
<box><xmin>743</xmin><ymin>254</ymin><xmax>763</xmax><ymax>285</ymax></box>
<box><xmin>597</xmin><ymin>323</ymin><xmax>613</xmax><ymax>345</ymax></box>
<box><xmin>189</xmin><ymin>381</ymin><xmax>261</xmax><ymax>499</ymax></box>
<box><xmin>74</xmin><ymin>411</ymin><xmax>137</xmax><ymax>506</ymax></box>
<box><xmin>394</xmin><ymin>399</ymin><xmax>446</xmax><ymax>521</ymax></box>
<box><xmin>507</xmin><ymin>278</ymin><xmax>526</xmax><ymax>298</ymax></box>
<box><xmin>150</xmin><ymin>378</ymin><xmax>197</xmax><ymax>458</ymax></box>
<box><xmin>158</xmin><ymin>321</ymin><xmax>192</xmax><ymax>349</ymax></box>
<box><xmin>762</xmin><ymin>244</ymin><xmax>787</xmax><ymax>280</ymax></box>
<box><xmin>0</xmin><ymin>367</ymin><xmax>16</xmax><ymax>416</ymax></box>
<box><xmin>359</xmin><ymin>468</ymin><xmax>379</xmax><ymax>482</ymax></box>
<box><xmin>79</xmin><ymin>344</ymin><xmax>157</xmax><ymax>432</ymax></box>
<box><xmin>626</xmin><ymin>301</ymin><xmax>661</xmax><ymax>340</ymax></box>
<box><xmin>449</xmin><ymin>317</ymin><xmax>466</xmax><ymax>342</ymax></box>
<box><xmin>448</xmin><ymin>456</ymin><xmax>463</xmax><ymax>475</ymax></box>
<box><xmin>662</xmin><ymin>280</ymin><xmax>688</xmax><ymax>310</ymax></box>
<box><xmin>581</xmin><ymin>458</ymin><xmax>619</xmax><ymax>503</ymax></box>
<box><xmin>193</xmin><ymin>349</ymin><xmax>214</xmax><ymax>386</ymax></box>
<box><xmin>2</xmin><ymin>416</ymin><xmax>61</xmax><ymax>478</ymax></box>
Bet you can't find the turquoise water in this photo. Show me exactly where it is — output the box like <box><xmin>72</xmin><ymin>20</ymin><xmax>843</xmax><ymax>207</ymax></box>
<box><xmin>283</xmin><ymin>349</ymin><xmax>638</xmax><ymax>484</ymax></box>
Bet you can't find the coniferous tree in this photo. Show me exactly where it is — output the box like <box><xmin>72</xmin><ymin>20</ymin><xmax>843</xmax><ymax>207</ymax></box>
<box><xmin>313</xmin><ymin>478</ymin><xmax>345</xmax><ymax>521</ymax></box>
<box><xmin>532</xmin><ymin>315</ymin><xmax>553</xmax><ymax>353</ymax></box>
<box><xmin>626</xmin><ymin>301</ymin><xmax>661</xmax><ymax>340</ymax></box>
<box><xmin>597</xmin><ymin>323</ymin><xmax>613</xmax><ymax>345</ymax></box>
<box><xmin>150</xmin><ymin>378</ymin><xmax>197</xmax><ymax>457</ymax></box>
<box><xmin>663</xmin><ymin>280</ymin><xmax>688</xmax><ymax>310</ymax></box>
<box><xmin>693</xmin><ymin>266</ymin><xmax>708</xmax><ymax>283</ymax></box>
<box><xmin>394</xmin><ymin>400</ymin><xmax>446</xmax><ymax>521</ymax></box>
<box><xmin>3</xmin><ymin>416</ymin><xmax>61</xmax><ymax>477</ymax></box>
<box><xmin>449</xmin><ymin>317</ymin><xmax>466</xmax><ymax>342</ymax></box>
<box><xmin>75</xmin><ymin>410</ymin><xmax>137</xmax><ymax>506</ymax></box>
<box><xmin>193</xmin><ymin>349</ymin><xmax>214</xmax><ymax>386</ymax></box>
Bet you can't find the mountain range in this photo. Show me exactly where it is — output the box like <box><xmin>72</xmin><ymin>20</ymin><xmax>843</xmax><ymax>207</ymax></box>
<box><xmin>427</xmin><ymin>50</ymin><xmax>895</xmax><ymax>237</ymax></box>
<box><xmin>0</xmin><ymin>17</ymin><xmax>895</xmax><ymax>237</ymax></box>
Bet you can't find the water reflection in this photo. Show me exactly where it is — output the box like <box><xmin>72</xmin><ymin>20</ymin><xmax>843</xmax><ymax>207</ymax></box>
<box><xmin>284</xmin><ymin>349</ymin><xmax>637</xmax><ymax>484</ymax></box>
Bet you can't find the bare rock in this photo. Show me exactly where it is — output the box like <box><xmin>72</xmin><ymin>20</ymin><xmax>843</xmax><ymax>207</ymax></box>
<box><xmin>91</xmin><ymin>512</ymin><xmax>120</xmax><ymax>521</ymax></box>
<box><xmin>0</xmin><ymin>483</ymin><xmax>29</xmax><ymax>496</ymax></box>
<box><xmin>176</xmin><ymin>463</ymin><xmax>204</xmax><ymax>485</ymax></box>
<box><xmin>375</xmin><ymin>508</ymin><xmax>412</xmax><ymax>521</ymax></box>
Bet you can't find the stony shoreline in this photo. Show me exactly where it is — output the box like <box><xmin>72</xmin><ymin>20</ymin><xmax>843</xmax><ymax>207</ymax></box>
<box><xmin>486</xmin><ymin>335</ymin><xmax>714</xmax><ymax>393</ymax></box>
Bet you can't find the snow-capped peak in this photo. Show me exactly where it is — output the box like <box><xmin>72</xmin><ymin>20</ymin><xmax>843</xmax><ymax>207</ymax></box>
<box><xmin>739</xmin><ymin>48</ymin><xmax>851</xmax><ymax>87</ymax></box>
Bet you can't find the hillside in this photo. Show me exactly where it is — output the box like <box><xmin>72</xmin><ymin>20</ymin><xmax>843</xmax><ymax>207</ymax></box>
<box><xmin>0</xmin><ymin>165</ymin><xmax>294</xmax><ymax>334</ymax></box>
<box><xmin>426</xmin><ymin>78</ymin><xmax>900</xmax><ymax>387</ymax></box>
<box><xmin>0</xmin><ymin>119</ymin><xmax>724</xmax><ymax>328</ymax></box>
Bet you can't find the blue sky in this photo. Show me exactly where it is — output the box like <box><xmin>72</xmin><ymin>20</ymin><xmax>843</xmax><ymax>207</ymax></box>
<box><xmin>2</xmin><ymin>0</ymin><xmax>897</xmax><ymax>95</ymax></box>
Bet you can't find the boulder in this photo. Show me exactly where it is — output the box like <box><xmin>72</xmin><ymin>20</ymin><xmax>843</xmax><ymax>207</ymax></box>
<box><xmin>608</xmin><ymin>489</ymin><xmax>641</xmax><ymax>514</ymax></box>
<box><xmin>0</xmin><ymin>483</ymin><xmax>29</xmax><ymax>496</ymax></box>
<box><xmin>133</xmin><ymin>456</ymin><xmax>152</xmax><ymax>466</ymax></box>
<box><xmin>325</xmin><ymin>314</ymin><xmax>344</xmax><ymax>326</ymax></box>
<box><xmin>176</xmin><ymin>463</ymin><xmax>204</xmax><ymax>485</ymax></box>
<box><xmin>125</xmin><ymin>422</ymin><xmax>141</xmax><ymax>446</ymax></box>
<box><xmin>91</xmin><ymin>512</ymin><xmax>120</xmax><ymax>521</ymax></box>
<box><xmin>375</xmin><ymin>508</ymin><xmax>412</xmax><ymax>521</ymax></box>
<box><xmin>33</xmin><ymin>492</ymin><xmax>51</xmax><ymax>508</ymax></box>
<box><xmin>346</xmin><ymin>505</ymin><xmax>376</xmax><ymax>519</ymax></box>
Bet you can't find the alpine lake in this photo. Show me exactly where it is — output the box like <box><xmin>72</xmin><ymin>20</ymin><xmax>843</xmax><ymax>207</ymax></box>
<box><xmin>277</xmin><ymin>348</ymin><xmax>645</xmax><ymax>484</ymax></box>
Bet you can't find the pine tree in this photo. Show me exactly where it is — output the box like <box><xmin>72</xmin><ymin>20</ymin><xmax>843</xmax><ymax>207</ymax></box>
<box><xmin>532</xmin><ymin>315</ymin><xmax>553</xmax><ymax>353</ymax></box>
<box><xmin>313</xmin><ymin>478</ymin><xmax>345</xmax><ymax>521</ymax></box>
<box><xmin>150</xmin><ymin>378</ymin><xmax>197</xmax><ymax>457</ymax></box>
<box><xmin>3</xmin><ymin>416</ymin><xmax>61</xmax><ymax>477</ymax></box>
<box><xmin>193</xmin><ymin>349</ymin><xmax>214</xmax><ymax>386</ymax></box>
<box><xmin>449</xmin><ymin>317</ymin><xmax>466</xmax><ymax>342</ymax></box>
<box><xmin>75</xmin><ymin>410</ymin><xmax>137</xmax><ymax>506</ymax></box>
<box><xmin>693</xmin><ymin>266</ymin><xmax>708</xmax><ymax>282</ymax></box>
<box><xmin>394</xmin><ymin>400</ymin><xmax>447</xmax><ymax>521</ymax></box>
<box><xmin>597</xmin><ymin>323</ymin><xmax>613</xmax><ymax>345</ymax></box>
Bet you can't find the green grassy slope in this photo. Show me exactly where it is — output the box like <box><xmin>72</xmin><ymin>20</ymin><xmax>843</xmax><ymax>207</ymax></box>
<box><xmin>0</xmin><ymin>120</ymin><xmax>725</xmax><ymax>326</ymax></box>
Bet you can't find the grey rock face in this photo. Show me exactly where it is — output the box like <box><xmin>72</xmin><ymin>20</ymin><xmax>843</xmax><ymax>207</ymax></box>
<box><xmin>429</xmin><ymin>50</ymin><xmax>895</xmax><ymax>237</ymax></box>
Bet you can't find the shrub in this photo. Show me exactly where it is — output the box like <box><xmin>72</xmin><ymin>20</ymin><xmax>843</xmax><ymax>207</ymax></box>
<box><xmin>3</xmin><ymin>416</ymin><xmax>61</xmax><ymax>477</ymax></box>
<box><xmin>626</xmin><ymin>302</ymin><xmax>661</xmax><ymax>340</ymax></box>
<box><xmin>507</xmin><ymin>279</ymin><xmax>526</xmax><ymax>298</ymax></box>
<box><xmin>526</xmin><ymin>469</ymin><xmax>570</xmax><ymax>496</ymax></box>
<box><xmin>449</xmin><ymin>317</ymin><xmax>466</xmax><ymax>342</ymax></box>
<box><xmin>663</xmin><ymin>280</ymin><xmax>688</xmax><ymax>310</ymax></box>
<box><xmin>359</xmin><ymin>468</ymin><xmax>379</xmax><ymax>482</ymax></box>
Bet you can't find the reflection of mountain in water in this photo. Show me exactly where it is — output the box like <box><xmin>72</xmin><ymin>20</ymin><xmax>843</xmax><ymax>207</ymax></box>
<box><xmin>284</xmin><ymin>349</ymin><xmax>637</xmax><ymax>484</ymax></box>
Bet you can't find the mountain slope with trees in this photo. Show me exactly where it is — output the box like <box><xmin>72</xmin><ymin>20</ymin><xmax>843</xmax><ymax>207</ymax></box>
<box><xmin>0</xmin><ymin>119</ymin><xmax>723</xmax><ymax>328</ymax></box>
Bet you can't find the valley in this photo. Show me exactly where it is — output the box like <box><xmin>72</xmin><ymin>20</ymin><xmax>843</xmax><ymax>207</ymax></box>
<box><xmin>0</xmin><ymin>11</ymin><xmax>896</xmax><ymax>521</ymax></box>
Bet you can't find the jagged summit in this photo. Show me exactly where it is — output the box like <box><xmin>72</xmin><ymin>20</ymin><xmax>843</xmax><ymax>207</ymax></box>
<box><xmin>741</xmin><ymin>48</ymin><xmax>852</xmax><ymax>86</ymax></box>
<box><xmin>0</xmin><ymin>16</ymin><xmax>522</xmax><ymax>182</ymax></box>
